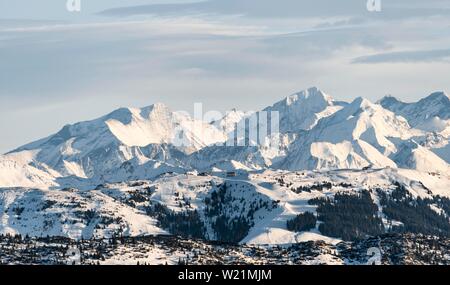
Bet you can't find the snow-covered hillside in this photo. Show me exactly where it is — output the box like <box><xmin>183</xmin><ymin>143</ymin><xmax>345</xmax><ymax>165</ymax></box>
<box><xmin>0</xmin><ymin>186</ymin><xmax>166</xmax><ymax>239</ymax></box>
<box><xmin>1</xmin><ymin>169</ymin><xmax>449</xmax><ymax>244</ymax></box>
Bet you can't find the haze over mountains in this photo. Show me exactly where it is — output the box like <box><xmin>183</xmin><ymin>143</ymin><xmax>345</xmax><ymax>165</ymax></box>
<box><xmin>0</xmin><ymin>87</ymin><xmax>448</xmax><ymax>189</ymax></box>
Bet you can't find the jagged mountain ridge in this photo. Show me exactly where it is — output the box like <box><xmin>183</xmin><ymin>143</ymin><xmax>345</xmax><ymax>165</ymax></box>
<box><xmin>0</xmin><ymin>103</ymin><xmax>225</xmax><ymax>188</ymax></box>
<box><xmin>379</xmin><ymin>92</ymin><xmax>450</xmax><ymax>131</ymax></box>
<box><xmin>279</xmin><ymin>96</ymin><xmax>449</xmax><ymax>172</ymax></box>
<box><xmin>0</xmin><ymin>87</ymin><xmax>449</xmax><ymax>189</ymax></box>
<box><xmin>379</xmin><ymin>92</ymin><xmax>450</xmax><ymax>164</ymax></box>
<box><xmin>263</xmin><ymin>87</ymin><xmax>348</xmax><ymax>133</ymax></box>
<box><xmin>1</xmin><ymin>88</ymin><xmax>450</xmax><ymax>246</ymax></box>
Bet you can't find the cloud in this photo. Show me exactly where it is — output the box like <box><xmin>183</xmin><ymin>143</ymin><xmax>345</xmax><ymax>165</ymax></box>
<box><xmin>353</xmin><ymin>49</ymin><xmax>450</xmax><ymax>64</ymax></box>
<box><xmin>0</xmin><ymin>0</ymin><xmax>199</xmax><ymax>21</ymax></box>
<box><xmin>98</xmin><ymin>0</ymin><xmax>364</xmax><ymax>18</ymax></box>
<box><xmin>98</xmin><ymin>0</ymin><xmax>450</xmax><ymax>20</ymax></box>
<box><xmin>2</xmin><ymin>1</ymin><xmax>450</xmax><ymax>153</ymax></box>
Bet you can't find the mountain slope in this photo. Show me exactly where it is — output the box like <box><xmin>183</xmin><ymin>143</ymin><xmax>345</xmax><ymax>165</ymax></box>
<box><xmin>379</xmin><ymin>92</ymin><xmax>450</xmax><ymax>165</ymax></box>
<box><xmin>2</xmin><ymin>168</ymin><xmax>449</xmax><ymax>243</ymax></box>
<box><xmin>391</xmin><ymin>140</ymin><xmax>449</xmax><ymax>173</ymax></box>
<box><xmin>280</xmin><ymin>97</ymin><xmax>426</xmax><ymax>171</ymax></box>
<box><xmin>379</xmin><ymin>92</ymin><xmax>450</xmax><ymax>130</ymax></box>
<box><xmin>263</xmin><ymin>87</ymin><xmax>347</xmax><ymax>133</ymax></box>
<box><xmin>0</xmin><ymin>151</ymin><xmax>60</xmax><ymax>188</ymax></box>
<box><xmin>193</xmin><ymin>87</ymin><xmax>347</xmax><ymax>170</ymax></box>
<box><xmin>0</xmin><ymin>187</ymin><xmax>166</xmax><ymax>239</ymax></box>
<box><xmin>1</xmin><ymin>88</ymin><xmax>449</xmax><ymax>189</ymax></box>
<box><xmin>0</xmin><ymin>88</ymin><xmax>449</xmax><ymax>247</ymax></box>
<box><xmin>0</xmin><ymin>103</ymin><xmax>225</xmax><ymax>188</ymax></box>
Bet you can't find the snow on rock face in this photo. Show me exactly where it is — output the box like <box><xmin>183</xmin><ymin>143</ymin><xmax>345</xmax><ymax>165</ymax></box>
<box><xmin>310</xmin><ymin>141</ymin><xmax>365</xmax><ymax>169</ymax></box>
<box><xmin>309</xmin><ymin>140</ymin><xmax>397</xmax><ymax>170</ymax></box>
<box><xmin>0</xmin><ymin>151</ymin><xmax>60</xmax><ymax>189</ymax></box>
<box><xmin>0</xmin><ymin>103</ymin><xmax>226</xmax><ymax>187</ymax></box>
<box><xmin>1</xmin><ymin>88</ymin><xmax>449</xmax><ymax>189</ymax></box>
<box><xmin>280</xmin><ymin>97</ymin><xmax>421</xmax><ymax>171</ymax></box>
<box><xmin>187</xmin><ymin>145</ymin><xmax>268</xmax><ymax>171</ymax></box>
<box><xmin>432</xmin><ymin>144</ymin><xmax>450</xmax><ymax>164</ymax></box>
<box><xmin>211</xmin><ymin>109</ymin><xmax>253</xmax><ymax>134</ymax></box>
<box><xmin>379</xmin><ymin>91</ymin><xmax>450</xmax><ymax>129</ymax></box>
<box><xmin>408</xmin><ymin>146</ymin><xmax>449</xmax><ymax>174</ymax></box>
<box><xmin>322</xmin><ymin>97</ymin><xmax>417</xmax><ymax>146</ymax></box>
<box><xmin>100</xmin><ymin>158</ymin><xmax>186</xmax><ymax>184</ymax></box>
<box><xmin>105</xmin><ymin>105</ymin><xmax>174</xmax><ymax>147</ymax></box>
<box><xmin>392</xmin><ymin>141</ymin><xmax>450</xmax><ymax>174</ymax></box>
<box><xmin>106</xmin><ymin>103</ymin><xmax>226</xmax><ymax>150</ymax></box>
<box><xmin>415</xmin><ymin>117</ymin><xmax>450</xmax><ymax>133</ymax></box>
<box><xmin>263</xmin><ymin>87</ymin><xmax>347</xmax><ymax>133</ymax></box>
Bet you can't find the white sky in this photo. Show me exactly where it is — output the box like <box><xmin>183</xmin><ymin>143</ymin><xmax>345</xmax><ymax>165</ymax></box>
<box><xmin>1</xmin><ymin>0</ymin><xmax>450</xmax><ymax>153</ymax></box>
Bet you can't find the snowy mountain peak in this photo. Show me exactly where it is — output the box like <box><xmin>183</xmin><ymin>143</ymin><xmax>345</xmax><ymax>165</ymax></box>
<box><xmin>139</xmin><ymin>102</ymin><xmax>172</xmax><ymax>119</ymax></box>
<box><xmin>102</xmin><ymin>103</ymin><xmax>172</xmax><ymax>124</ymax></box>
<box><xmin>333</xmin><ymin>97</ymin><xmax>392</xmax><ymax>123</ymax></box>
<box><xmin>420</xmin><ymin>91</ymin><xmax>449</xmax><ymax>103</ymax></box>
<box><xmin>264</xmin><ymin>87</ymin><xmax>346</xmax><ymax>132</ymax></box>
<box><xmin>285</xmin><ymin>87</ymin><xmax>332</xmax><ymax>106</ymax></box>
<box><xmin>0</xmin><ymin>101</ymin><xmax>228</xmax><ymax>187</ymax></box>
<box><xmin>351</xmin><ymin>96</ymin><xmax>374</xmax><ymax>109</ymax></box>
<box><xmin>278</xmin><ymin>95</ymin><xmax>434</xmax><ymax>171</ymax></box>
<box><xmin>377</xmin><ymin>94</ymin><xmax>399</xmax><ymax>104</ymax></box>
<box><xmin>102</xmin><ymin>102</ymin><xmax>226</xmax><ymax>150</ymax></box>
<box><xmin>0</xmin><ymin>89</ymin><xmax>449</xmax><ymax>190</ymax></box>
<box><xmin>103</xmin><ymin>107</ymin><xmax>135</xmax><ymax>124</ymax></box>
<box><xmin>379</xmin><ymin>91</ymin><xmax>450</xmax><ymax>129</ymax></box>
<box><xmin>211</xmin><ymin>109</ymin><xmax>253</xmax><ymax>133</ymax></box>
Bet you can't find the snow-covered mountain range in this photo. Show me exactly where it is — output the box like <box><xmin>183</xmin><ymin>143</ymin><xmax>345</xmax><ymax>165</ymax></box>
<box><xmin>0</xmin><ymin>87</ymin><xmax>449</xmax><ymax>246</ymax></box>
<box><xmin>1</xmin><ymin>87</ymin><xmax>448</xmax><ymax>189</ymax></box>
<box><xmin>379</xmin><ymin>92</ymin><xmax>450</xmax><ymax>131</ymax></box>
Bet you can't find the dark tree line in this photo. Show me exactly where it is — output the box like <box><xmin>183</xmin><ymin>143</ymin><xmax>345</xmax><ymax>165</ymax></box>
<box><xmin>291</xmin><ymin>181</ymin><xmax>352</xmax><ymax>194</ymax></box>
<box><xmin>286</xmin><ymin>212</ymin><xmax>317</xmax><ymax>232</ymax></box>
<box><xmin>205</xmin><ymin>183</ymin><xmax>253</xmax><ymax>243</ymax></box>
<box><xmin>205</xmin><ymin>183</ymin><xmax>277</xmax><ymax>243</ymax></box>
<box><xmin>147</xmin><ymin>203</ymin><xmax>206</xmax><ymax>239</ymax></box>
<box><xmin>377</xmin><ymin>183</ymin><xmax>450</xmax><ymax>237</ymax></box>
<box><xmin>309</xmin><ymin>191</ymin><xmax>385</xmax><ymax>241</ymax></box>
